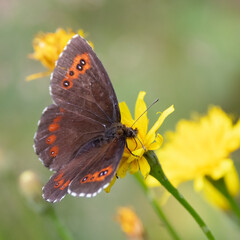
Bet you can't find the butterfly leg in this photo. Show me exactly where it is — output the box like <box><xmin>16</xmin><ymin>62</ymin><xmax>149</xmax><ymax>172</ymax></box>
<box><xmin>125</xmin><ymin>140</ymin><xmax>139</xmax><ymax>157</ymax></box>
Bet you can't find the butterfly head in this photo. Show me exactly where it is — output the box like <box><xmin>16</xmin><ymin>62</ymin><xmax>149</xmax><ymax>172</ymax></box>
<box><xmin>121</xmin><ymin>125</ymin><xmax>138</xmax><ymax>139</ymax></box>
<box><xmin>109</xmin><ymin>123</ymin><xmax>137</xmax><ymax>139</ymax></box>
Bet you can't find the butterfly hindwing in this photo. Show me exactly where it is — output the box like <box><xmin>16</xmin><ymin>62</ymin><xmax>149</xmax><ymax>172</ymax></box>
<box><xmin>43</xmin><ymin>137</ymin><xmax>126</xmax><ymax>202</ymax></box>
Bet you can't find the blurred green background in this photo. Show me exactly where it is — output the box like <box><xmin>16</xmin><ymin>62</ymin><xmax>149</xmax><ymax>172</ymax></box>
<box><xmin>1</xmin><ymin>0</ymin><xmax>240</xmax><ymax>239</ymax></box>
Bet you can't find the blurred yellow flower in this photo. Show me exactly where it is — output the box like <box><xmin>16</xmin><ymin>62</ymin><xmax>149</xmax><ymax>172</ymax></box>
<box><xmin>148</xmin><ymin>106</ymin><xmax>240</xmax><ymax>209</ymax></box>
<box><xmin>116</xmin><ymin>207</ymin><xmax>144</xmax><ymax>240</ymax></box>
<box><xmin>27</xmin><ymin>28</ymin><xmax>93</xmax><ymax>81</ymax></box>
<box><xmin>19</xmin><ymin>170</ymin><xmax>45</xmax><ymax>209</ymax></box>
<box><xmin>105</xmin><ymin>91</ymin><xmax>174</xmax><ymax>192</ymax></box>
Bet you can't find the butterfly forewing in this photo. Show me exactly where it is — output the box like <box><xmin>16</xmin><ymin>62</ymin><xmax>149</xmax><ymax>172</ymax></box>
<box><xmin>50</xmin><ymin>35</ymin><xmax>120</xmax><ymax>124</ymax></box>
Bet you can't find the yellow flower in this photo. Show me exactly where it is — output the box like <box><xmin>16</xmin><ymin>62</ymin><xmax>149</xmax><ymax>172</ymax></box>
<box><xmin>116</xmin><ymin>207</ymin><xmax>144</xmax><ymax>240</ymax></box>
<box><xmin>148</xmin><ymin>106</ymin><xmax>240</xmax><ymax>209</ymax></box>
<box><xmin>19</xmin><ymin>170</ymin><xmax>47</xmax><ymax>210</ymax></box>
<box><xmin>105</xmin><ymin>91</ymin><xmax>174</xmax><ymax>192</ymax></box>
<box><xmin>27</xmin><ymin>28</ymin><xmax>93</xmax><ymax>81</ymax></box>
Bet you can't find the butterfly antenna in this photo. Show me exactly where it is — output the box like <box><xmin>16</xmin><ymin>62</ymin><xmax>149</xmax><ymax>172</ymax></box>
<box><xmin>131</xmin><ymin>98</ymin><xmax>159</xmax><ymax>128</ymax></box>
<box><xmin>130</xmin><ymin>98</ymin><xmax>159</xmax><ymax>151</ymax></box>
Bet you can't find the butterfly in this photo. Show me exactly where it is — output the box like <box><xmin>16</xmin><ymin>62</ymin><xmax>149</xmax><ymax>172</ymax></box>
<box><xmin>34</xmin><ymin>35</ymin><xmax>138</xmax><ymax>203</ymax></box>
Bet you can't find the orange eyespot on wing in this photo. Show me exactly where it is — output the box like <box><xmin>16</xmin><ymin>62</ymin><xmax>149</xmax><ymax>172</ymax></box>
<box><xmin>60</xmin><ymin>179</ymin><xmax>71</xmax><ymax>190</ymax></box>
<box><xmin>54</xmin><ymin>172</ymin><xmax>64</xmax><ymax>182</ymax></box>
<box><xmin>53</xmin><ymin>172</ymin><xmax>71</xmax><ymax>190</ymax></box>
<box><xmin>80</xmin><ymin>165</ymin><xmax>113</xmax><ymax>184</ymax></box>
<box><xmin>53</xmin><ymin>116</ymin><xmax>62</xmax><ymax>123</ymax></box>
<box><xmin>48</xmin><ymin>123</ymin><xmax>60</xmax><ymax>132</ymax></box>
<box><xmin>61</xmin><ymin>79</ymin><xmax>73</xmax><ymax>89</ymax></box>
<box><xmin>49</xmin><ymin>146</ymin><xmax>59</xmax><ymax>157</ymax></box>
<box><xmin>46</xmin><ymin>135</ymin><xmax>56</xmax><ymax>144</ymax></box>
<box><xmin>61</xmin><ymin>53</ymin><xmax>91</xmax><ymax>90</ymax></box>
<box><xmin>70</xmin><ymin>53</ymin><xmax>91</xmax><ymax>75</ymax></box>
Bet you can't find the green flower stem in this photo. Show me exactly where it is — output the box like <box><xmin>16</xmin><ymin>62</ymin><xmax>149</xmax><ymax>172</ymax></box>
<box><xmin>206</xmin><ymin>177</ymin><xmax>240</xmax><ymax>224</ymax></box>
<box><xmin>225</xmin><ymin>194</ymin><xmax>240</xmax><ymax>224</ymax></box>
<box><xmin>144</xmin><ymin>151</ymin><xmax>215</xmax><ymax>240</ymax></box>
<box><xmin>44</xmin><ymin>206</ymin><xmax>73</xmax><ymax>240</ymax></box>
<box><xmin>135</xmin><ymin>172</ymin><xmax>181</xmax><ymax>240</ymax></box>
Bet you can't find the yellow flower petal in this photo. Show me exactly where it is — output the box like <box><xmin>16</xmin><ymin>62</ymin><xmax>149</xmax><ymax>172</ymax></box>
<box><xmin>129</xmin><ymin>160</ymin><xmax>139</xmax><ymax>174</ymax></box>
<box><xmin>127</xmin><ymin>148</ymin><xmax>145</xmax><ymax>166</ymax></box>
<box><xmin>145</xmin><ymin>175</ymin><xmax>160</xmax><ymax>187</ymax></box>
<box><xmin>201</xmin><ymin>178</ymin><xmax>230</xmax><ymax>210</ymax></box>
<box><xmin>211</xmin><ymin>158</ymin><xmax>233</xmax><ymax>180</ymax></box>
<box><xmin>119</xmin><ymin>102</ymin><xmax>134</xmax><ymax>126</ymax></box>
<box><xmin>145</xmin><ymin>105</ymin><xmax>174</xmax><ymax>145</ymax></box>
<box><xmin>139</xmin><ymin>156</ymin><xmax>151</xmax><ymax>178</ymax></box>
<box><xmin>105</xmin><ymin>176</ymin><xmax>117</xmax><ymax>193</ymax></box>
<box><xmin>26</xmin><ymin>71</ymin><xmax>52</xmax><ymax>81</ymax></box>
<box><xmin>225</xmin><ymin>163</ymin><xmax>239</xmax><ymax>196</ymax></box>
<box><xmin>148</xmin><ymin>134</ymin><xmax>163</xmax><ymax>150</ymax></box>
<box><xmin>117</xmin><ymin>158</ymin><xmax>130</xmax><ymax>178</ymax></box>
<box><xmin>134</xmin><ymin>91</ymin><xmax>148</xmax><ymax>139</ymax></box>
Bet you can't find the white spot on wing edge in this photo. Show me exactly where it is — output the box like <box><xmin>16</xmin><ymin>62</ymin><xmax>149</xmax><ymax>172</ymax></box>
<box><xmin>50</xmin><ymin>72</ymin><xmax>53</xmax><ymax>81</ymax></box>
<box><xmin>71</xmin><ymin>192</ymin><xmax>77</xmax><ymax>197</ymax></box>
<box><xmin>42</xmin><ymin>106</ymin><xmax>48</xmax><ymax>115</ymax></box>
<box><xmin>33</xmin><ymin>132</ymin><xmax>37</xmax><ymax>141</ymax></box>
<box><xmin>72</xmin><ymin>34</ymin><xmax>79</xmax><ymax>39</ymax></box>
<box><xmin>59</xmin><ymin>195</ymin><xmax>66</xmax><ymax>202</ymax></box>
<box><xmin>103</xmin><ymin>183</ymin><xmax>110</xmax><ymax>189</ymax></box>
<box><xmin>97</xmin><ymin>188</ymin><xmax>103</xmax><ymax>194</ymax></box>
<box><xmin>86</xmin><ymin>193</ymin><xmax>92</xmax><ymax>198</ymax></box>
<box><xmin>68</xmin><ymin>185</ymin><xmax>107</xmax><ymax>199</ymax></box>
<box><xmin>63</xmin><ymin>45</ymin><xmax>68</xmax><ymax>51</ymax></box>
<box><xmin>33</xmin><ymin>144</ymin><xmax>36</xmax><ymax>153</ymax></box>
<box><xmin>49</xmin><ymin>85</ymin><xmax>52</xmax><ymax>96</ymax></box>
<box><xmin>42</xmin><ymin>192</ymin><xmax>51</xmax><ymax>202</ymax></box>
<box><xmin>58</xmin><ymin>51</ymin><xmax>63</xmax><ymax>58</ymax></box>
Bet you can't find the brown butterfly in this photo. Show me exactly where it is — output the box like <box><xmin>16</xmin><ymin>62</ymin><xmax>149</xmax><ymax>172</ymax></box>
<box><xmin>34</xmin><ymin>35</ymin><xmax>137</xmax><ymax>203</ymax></box>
